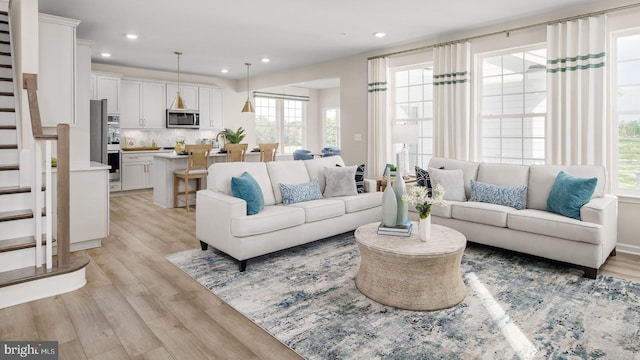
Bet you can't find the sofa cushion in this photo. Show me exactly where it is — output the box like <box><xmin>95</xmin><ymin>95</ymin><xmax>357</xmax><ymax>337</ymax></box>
<box><xmin>452</xmin><ymin>201</ymin><xmax>516</xmax><ymax>227</ymax></box>
<box><xmin>231</xmin><ymin>172</ymin><xmax>264</xmax><ymax>215</ymax></box>
<box><xmin>429</xmin><ymin>168</ymin><xmax>466</xmax><ymax>201</ymax></box>
<box><xmin>231</xmin><ymin>205</ymin><xmax>305</xmax><ymax>237</ymax></box>
<box><xmin>337</xmin><ymin>164</ymin><xmax>366</xmax><ymax>193</ymax></box>
<box><xmin>546</xmin><ymin>171</ymin><xmax>597</xmax><ymax>220</ymax></box>
<box><xmin>280</xmin><ymin>180</ymin><xmax>324</xmax><ymax>205</ymax></box>
<box><xmin>477</xmin><ymin>163</ymin><xmax>529</xmax><ymax>187</ymax></box>
<box><xmin>289</xmin><ymin>199</ymin><xmax>345</xmax><ymax>223</ymax></box>
<box><xmin>430</xmin><ymin>201</ymin><xmax>460</xmax><ymax>218</ymax></box>
<box><xmin>428</xmin><ymin>157</ymin><xmax>480</xmax><ymax>199</ymax></box>
<box><xmin>208</xmin><ymin>162</ymin><xmax>276</xmax><ymax>206</ymax></box>
<box><xmin>303</xmin><ymin>156</ymin><xmax>346</xmax><ymax>192</ymax></box>
<box><xmin>470</xmin><ymin>180</ymin><xmax>527</xmax><ymax>210</ymax></box>
<box><xmin>333</xmin><ymin>192</ymin><xmax>383</xmax><ymax>213</ymax></box>
<box><xmin>507</xmin><ymin>209</ymin><xmax>602</xmax><ymax>245</ymax></box>
<box><xmin>415</xmin><ymin>165</ymin><xmax>444</xmax><ymax>196</ymax></box>
<box><xmin>527</xmin><ymin>165</ymin><xmax>606</xmax><ymax>211</ymax></box>
<box><xmin>324</xmin><ymin>166</ymin><xmax>358</xmax><ymax>197</ymax></box>
<box><xmin>267</xmin><ymin>160</ymin><xmax>312</xmax><ymax>204</ymax></box>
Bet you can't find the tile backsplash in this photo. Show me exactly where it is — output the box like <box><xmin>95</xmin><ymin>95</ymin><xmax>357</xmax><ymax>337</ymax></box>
<box><xmin>121</xmin><ymin>129</ymin><xmax>221</xmax><ymax>148</ymax></box>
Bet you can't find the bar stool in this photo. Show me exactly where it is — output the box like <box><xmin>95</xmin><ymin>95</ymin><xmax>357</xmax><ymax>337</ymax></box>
<box><xmin>225</xmin><ymin>143</ymin><xmax>248</xmax><ymax>162</ymax></box>
<box><xmin>258</xmin><ymin>143</ymin><xmax>279</xmax><ymax>162</ymax></box>
<box><xmin>173</xmin><ymin>144</ymin><xmax>212</xmax><ymax>212</ymax></box>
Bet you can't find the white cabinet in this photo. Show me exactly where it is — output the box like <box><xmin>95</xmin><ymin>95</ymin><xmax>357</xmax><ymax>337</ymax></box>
<box><xmin>198</xmin><ymin>86</ymin><xmax>224</xmax><ymax>130</ymax></box>
<box><xmin>38</xmin><ymin>14</ymin><xmax>80</xmax><ymax>126</ymax></box>
<box><xmin>167</xmin><ymin>84</ymin><xmax>198</xmax><ymax>110</ymax></box>
<box><xmin>95</xmin><ymin>74</ymin><xmax>121</xmax><ymax>114</ymax></box>
<box><xmin>121</xmin><ymin>153</ymin><xmax>155</xmax><ymax>190</ymax></box>
<box><xmin>120</xmin><ymin>80</ymin><xmax>166</xmax><ymax>129</ymax></box>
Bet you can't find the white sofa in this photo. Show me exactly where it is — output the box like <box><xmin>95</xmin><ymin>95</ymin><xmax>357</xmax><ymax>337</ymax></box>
<box><xmin>408</xmin><ymin>157</ymin><xmax>618</xmax><ymax>278</ymax></box>
<box><xmin>196</xmin><ymin>156</ymin><xmax>383</xmax><ymax>271</ymax></box>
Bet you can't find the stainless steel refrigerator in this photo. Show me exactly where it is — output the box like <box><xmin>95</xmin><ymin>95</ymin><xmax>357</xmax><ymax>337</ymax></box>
<box><xmin>90</xmin><ymin>99</ymin><xmax>108</xmax><ymax>164</ymax></box>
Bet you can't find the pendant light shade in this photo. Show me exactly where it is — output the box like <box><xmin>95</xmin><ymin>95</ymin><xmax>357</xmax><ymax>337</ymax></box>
<box><xmin>241</xmin><ymin>63</ymin><xmax>255</xmax><ymax>113</ymax></box>
<box><xmin>170</xmin><ymin>51</ymin><xmax>188</xmax><ymax>110</ymax></box>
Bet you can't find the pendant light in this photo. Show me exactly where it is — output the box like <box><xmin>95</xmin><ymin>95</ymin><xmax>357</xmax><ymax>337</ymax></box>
<box><xmin>241</xmin><ymin>62</ymin><xmax>255</xmax><ymax>113</ymax></box>
<box><xmin>170</xmin><ymin>51</ymin><xmax>188</xmax><ymax>110</ymax></box>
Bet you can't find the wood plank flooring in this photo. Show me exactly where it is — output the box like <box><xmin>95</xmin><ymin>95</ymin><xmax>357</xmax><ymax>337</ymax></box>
<box><xmin>0</xmin><ymin>191</ymin><xmax>639</xmax><ymax>359</ymax></box>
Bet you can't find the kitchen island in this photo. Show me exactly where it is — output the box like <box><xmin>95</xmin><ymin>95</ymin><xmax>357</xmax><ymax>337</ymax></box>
<box><xmin>153</xmin><ymin>151</ymin><xmax>260</xmax><ymax>208</ymax></box>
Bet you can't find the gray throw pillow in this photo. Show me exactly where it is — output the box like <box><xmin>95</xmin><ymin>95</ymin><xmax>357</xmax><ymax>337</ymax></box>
<box><xmin>323</xmin><ymin>165</ymin><xmax>358</xmax><ymax>197</ymax></box>
<box><xmin>428</xmin><ymin>168</ymin><xmax>466</xmax><ymax>201</ymax></box>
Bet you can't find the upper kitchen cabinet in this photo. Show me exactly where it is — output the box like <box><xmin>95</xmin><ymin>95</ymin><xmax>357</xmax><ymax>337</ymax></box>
<box><xmin>166</xmin><ymin>84</ymin><xmax>198</xmax><ymax>111</ymax></box>
<box><xmin>199</xmin><ymin>86</ymin><xmax>223</xmax><ymax>130</ymax></box>
<box><xmin>38</xmin><ymin>14</ymin><xmax>80</xmax><ymax>126</ymax></box>
<box><xmin>120</xmin><ymin>80</ymin><xmax>166</xmax><ymax>129</ymax></box>
<box><xmin>94</xmin><ymin>73</ymin><xmax>122</xmax><ymax>114</ymax></box>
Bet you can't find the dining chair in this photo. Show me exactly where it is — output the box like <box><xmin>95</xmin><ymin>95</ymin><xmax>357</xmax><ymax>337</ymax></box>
<box><xmin>173</xmin><ymin>144</ymin><xmax>212</xmax><ymax>212</ymax></box>
<box><xmin>258</xmin><ymin>142</ymin><xmax>279</xmax><ymax>162</ymax></box>
<box><xmin>225</xmin><ymin>143</ymin><xmax>248</xmax><ymax>162</ymax></box>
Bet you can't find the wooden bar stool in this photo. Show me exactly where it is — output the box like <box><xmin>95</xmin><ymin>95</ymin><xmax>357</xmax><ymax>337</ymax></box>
<box><xmin>225</xmin><ymin>143</ymin><xmax>248</xmax><ymax>162</ymax></box>
<box><xmin>173</xmin><ymin>144</ymin><xmax>212</xmax><ymax>212</ymax></box>
<box><xmin>258</xmin><ymin>142</ymin><xmax>278</xmax><ymax>162</ymax></box>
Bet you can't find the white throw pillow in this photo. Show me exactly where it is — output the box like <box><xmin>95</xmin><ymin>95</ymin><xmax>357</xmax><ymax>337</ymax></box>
<box><xmin>323</xmin><ymin>166</ymin><xmax>357</xmax><ymax>197</ymax></box>
<box><xmin>428</xmin><ymin>168</ymin><xmax>466</xmax><ymax>201</ymax></box>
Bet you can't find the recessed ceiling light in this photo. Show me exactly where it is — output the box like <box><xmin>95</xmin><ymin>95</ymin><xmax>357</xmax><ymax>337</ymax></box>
<box><xmin>100</xmin><ymin>52</ymin><xmax>111</xmax><ymax>57</ymax></box>
<box><xmin>373</xmin><ymin>32</ymin><xmax>386</xmax><ymax>38</ymax></box>
<box><xmin>220</xmin><ymin>68</ymin><xmax>229</xmax><ymax>73</ymax></box>
<box><xmin>261</xmin><ymin>58</ymin><xmax>270</xmax><ymax>63</ymax></box>
<box><xmin>125</xmin><ymin>34</ymin><xmax>138</xmax><ymax>40</ymax></box>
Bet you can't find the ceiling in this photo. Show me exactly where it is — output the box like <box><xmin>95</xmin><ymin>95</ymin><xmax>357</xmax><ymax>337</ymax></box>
<box><xmin>38</xmin><ymin>0</ymin><xmax>600</xmax><ymax>81</ymax></box>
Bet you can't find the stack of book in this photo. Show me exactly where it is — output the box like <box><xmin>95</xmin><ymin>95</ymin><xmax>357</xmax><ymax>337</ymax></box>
<box><xmin>377</xmin><ymin>221</ymin><xmax>413</xmax><ymax>237</ymax></box>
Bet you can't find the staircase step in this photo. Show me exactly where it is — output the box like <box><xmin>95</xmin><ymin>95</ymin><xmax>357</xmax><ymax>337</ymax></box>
<box><xmin>0</xmin><ymin>235</ymin><xmax>55</xmax><ymax>253</ymax></box>
<box><xmin>0</xmin><ymin>32</ymin><xmax>8</xmax><ymax>37</ymax></box>
<box><xmin>0</xmin><ymin>186</ymin><xmax>31</xmax><ymax>195</ymax></box>
<box><xmin>0</xmin><ymin>168</ymin><xmax>18</xmax><ymax>187</ymax></box>
<box><xmin>0</xmin><ymin>107</ymin><xmax>14</xmax><ymax>112</ymax></box>
<box><xmin>0</xmin><ymin>91</ymin><xmax>12</xmax><ymax>96</ymax></box>
<box><xmin>0</xmin><ymin>78</ymin><xmax>12</xmax><ymax>83</ymax></box>
<box><xmin>0</xmin><ymin>41</ymin><xmax>9</xmax><ymax>45</ymax></box>
<box><xmin>0</xmin><ymin>144</ymin><xmax>17</xmax><ymax>149</ymax></box>
<box><xmin>0</xmin><ymin>190</ymin><xmax>42</xmax><ymax>212</ymax></box>
<box><xmin>0</xmin><ymin>125</ymin><xmax>15</xmax><ymax>129</ymax></box>
<box><xmin>0</xmin><ymin>209</ymin><xmax>32</xmax><ymax>222</ymax></box>
<box><xmin>0</xmin><ymin>164</ymin><xmax>18</xmax><ymax>171</ymax></box>
<box><xmin>0</xmin><ymin>256</ymin><xmax>90</xmax><ymax>290</ymax></box>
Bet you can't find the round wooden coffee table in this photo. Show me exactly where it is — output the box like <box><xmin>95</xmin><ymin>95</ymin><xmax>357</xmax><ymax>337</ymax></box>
<box><xmin>354</xmin><ymin>222</ymin><xmax>467</xmax><ymax>311</ymax></box>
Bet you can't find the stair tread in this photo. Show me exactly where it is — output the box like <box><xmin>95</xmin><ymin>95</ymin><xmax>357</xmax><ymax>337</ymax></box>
<box><xmin>0</xmin><ymin>209</ymin><xmax>32</xmax><ymax>222</ymax></box>
<box><xmin>0</xmin><ymin>91</ymin><xmax>13</xmax><ymax>95</ymax></box>
<box><xmin>0</xmin><ymin>107</ymin><xmax>15</xmax><ymax>112</ymax></box>
<box><xmin>0</xmin><ymin>78</ymin><xmax>12</xmax><ymax>82</ymax></box>
<box><xmin>0</xmin><ymin>186</ymin><xmax>31</xmax><ymax>195</ymax></box>
<box><xmin>0</xmin><ymin>235</ymin><xmax>56</xmax><ymax>253</ymax></box>
<box><xmin>0</xmin><ymin>41</ymin><xmax>9</xmax><ymax>45</ymax></box>
<box><xmin>0</xmin><ymin>164</ymin><xmax>19</xmax><ymax>171</ymax></box>
<box><xmin>0</xmin><ymin>144</ymin><xmax>17</xmax><ymax>149</ymax></box>
<box><xmin>0</xmin><ymin>256</ymin><xmax>90</xmax><ymax>289</ymax></box>
<box><xmin>0</xmin><ymin>125</ymin><xmax>16</xmax><ymax>129</ymax></box>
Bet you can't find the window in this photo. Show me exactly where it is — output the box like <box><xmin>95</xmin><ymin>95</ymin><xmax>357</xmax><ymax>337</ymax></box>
<box><xmin>478</xmin><ymin>46</ymin><xmax>547</xmax><ymax>165</ymax></box>
<box><xmin>323</xmin><ymin>108</ymin><xmax>340</xmax><ymax>148</ymax></box>
<box><xmin>392</xmin><ymin>64</ymin><xmax>434</xmax><ymax>170</ymax></box>
<box><xmin>612</xmin><ymin>30</ymin><xmax>640</xmax><ymax>195</ymax></box>
<box><xmin>254</xmin><ymin>96</ymin><xmax>307</xmax><ymax>154</ymax></box>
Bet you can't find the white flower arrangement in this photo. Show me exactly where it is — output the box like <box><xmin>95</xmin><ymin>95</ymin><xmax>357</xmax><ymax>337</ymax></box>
<box><xmin>401</xmin><ymin>183</ymin><xmax>447</xmax><ymax>219</ymax></box>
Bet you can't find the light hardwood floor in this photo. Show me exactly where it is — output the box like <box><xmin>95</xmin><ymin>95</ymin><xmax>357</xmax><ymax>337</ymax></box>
<box><xmin>0</xmin><ymin>192</ymin><xmax>639</xmax><ymax>359</ymax></box>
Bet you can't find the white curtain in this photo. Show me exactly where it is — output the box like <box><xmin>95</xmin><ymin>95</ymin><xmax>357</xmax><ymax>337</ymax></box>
<box><xmin>433</xmin><ymin>42</ymin><xmax>472</xmax><ymax>160</ymax></box>
<box><xmin>546</xmin><ymin>16</ymin><xmax>609</xmax><ymax>170</ymax></box>
<box><xmin>367</xmin><ymin>57</ymin><xmax>390</xmax><ymax>177</ymax></box>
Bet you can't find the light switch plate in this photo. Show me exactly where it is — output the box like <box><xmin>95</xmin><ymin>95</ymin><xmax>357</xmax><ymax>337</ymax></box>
<box><xmin>354</xmin><ymin>133</ymin><xmax>362</xmax><ymax>141</ymax></box>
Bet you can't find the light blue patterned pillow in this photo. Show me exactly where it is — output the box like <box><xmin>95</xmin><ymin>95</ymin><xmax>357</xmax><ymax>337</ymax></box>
<box><xmin>280</xmin><ymin>179</ymin><xmax>324</xmax><ymax>205</ymax></box>
<box><xmin>470</xmin><ymin>180</ymin><xmax>527</xmax><ymax>210</ymax></box>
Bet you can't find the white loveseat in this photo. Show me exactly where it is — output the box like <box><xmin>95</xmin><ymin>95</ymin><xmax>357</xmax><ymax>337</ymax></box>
<box><xmin>196</xmin><ymin>156</ymin><xmax>383</xmax><ymax>271</ymax></box>
<box><xmin>409</xmin><ymin>157</ymin><xmax>618</xmax><ymax>278</ymax></box>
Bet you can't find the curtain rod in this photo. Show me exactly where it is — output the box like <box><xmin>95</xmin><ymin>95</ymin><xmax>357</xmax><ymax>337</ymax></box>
<box><xmin>368</xmin><ymin>2</ymin><xmax>640</xmax><ymax>61</ymax></box>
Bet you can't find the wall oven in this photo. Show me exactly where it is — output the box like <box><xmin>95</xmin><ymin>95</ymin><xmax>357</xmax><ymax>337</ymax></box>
<box><xmin>107</xmin><ymin>146</ymin><xmax>120</xmax><ymax>182</ymax></box>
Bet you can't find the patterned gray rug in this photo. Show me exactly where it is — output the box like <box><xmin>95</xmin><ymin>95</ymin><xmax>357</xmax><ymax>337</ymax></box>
<box><xmin>166</xmin><ymin>233</ymin><xmax>640</xmax><ymax>360</ymax></box>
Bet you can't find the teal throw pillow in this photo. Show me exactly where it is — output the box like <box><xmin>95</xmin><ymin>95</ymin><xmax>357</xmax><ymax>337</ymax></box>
<box><xmin>231</xmin><ymin>172</ymin><xmax>264</xmax><ymax>215</ymax></box>
<box><xmin>546</xmin><ymin>171</ymin><xmax>597</xmax><ymax>220</ymax></box>
<box><xmin>470</xmin><ymin>180</ymin><xmax>527</xmax><ymax>210</ymax></box>
<box><xmin>280</xmin><ymin>180</ymin><xmax>323</xmax><ymax>205</ymax></box>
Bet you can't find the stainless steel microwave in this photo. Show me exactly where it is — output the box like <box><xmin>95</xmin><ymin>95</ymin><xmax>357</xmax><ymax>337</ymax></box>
<box><xmin>166</xmin><ymin>110</ymin><xmax>200</xmax><ymax>128</ymax></box>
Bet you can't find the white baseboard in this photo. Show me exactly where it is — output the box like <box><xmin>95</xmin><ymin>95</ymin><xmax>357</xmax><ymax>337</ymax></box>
<box><xmin>616</xmin><ymin>243</ymin><xmax>640</xmax><ymax>256</ymax></box>
<box><xmin>70</xmin><ymin>238</ymin><xmax>102</xmax><ymax>252</ymax></box>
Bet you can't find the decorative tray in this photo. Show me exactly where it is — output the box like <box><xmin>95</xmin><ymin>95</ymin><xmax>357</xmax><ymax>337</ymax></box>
<box><xmin>121</xmin><ymin>147</ymin><xmax>162</xmax><ymax>151</ymax></box>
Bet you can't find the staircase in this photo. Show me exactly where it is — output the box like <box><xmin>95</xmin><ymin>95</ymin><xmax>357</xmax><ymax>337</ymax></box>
<box><xmin>0</xmin><ymin>10</ymin><xmax>88</xmax><ymax>309</ymax></box>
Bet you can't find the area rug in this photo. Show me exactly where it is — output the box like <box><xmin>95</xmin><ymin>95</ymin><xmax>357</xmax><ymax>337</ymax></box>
<box><xmin>166</xmin><ymin>233</ymin><xmax>640</xmax><ymax>360</ymax></box>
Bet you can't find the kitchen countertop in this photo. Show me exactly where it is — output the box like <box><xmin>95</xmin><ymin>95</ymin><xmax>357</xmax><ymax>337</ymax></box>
<box><xmin>154</xmin><ymin>151</ymin><xmax>260</xmax><ymax>159</ymax></box>
<box><xmin>121</xmin><ymin>149</ymin><xmax>173</xmax><ymax>154</ymax></box>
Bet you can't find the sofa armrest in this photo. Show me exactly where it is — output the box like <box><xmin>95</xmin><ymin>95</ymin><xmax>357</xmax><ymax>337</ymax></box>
<box><xmin>581</xmin><ymin>195</ymin><xmax>617</xmax><ymax>225</ymax></box>
<box><xmin>364</xmin><ymin>178</ymin><xmax>377</xmax><ymax>192</ymax></box>
<box><xmin>196</xmin><ymin>190</ymin><xmax>247</xmax><ymax>251</ymax></box>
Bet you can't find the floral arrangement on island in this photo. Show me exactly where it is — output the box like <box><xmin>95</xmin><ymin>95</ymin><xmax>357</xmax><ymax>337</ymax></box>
<box><xmin>402</xmin><ymin>183</ymin><xmax>447</xmax><ymax>219</ymax></box>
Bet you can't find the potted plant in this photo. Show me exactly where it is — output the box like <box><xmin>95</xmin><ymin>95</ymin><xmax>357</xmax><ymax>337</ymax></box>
<box><xmin>223</xmin><ymin>127</ymin><xmax>246</xmax><ymax>144</ymax></box>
